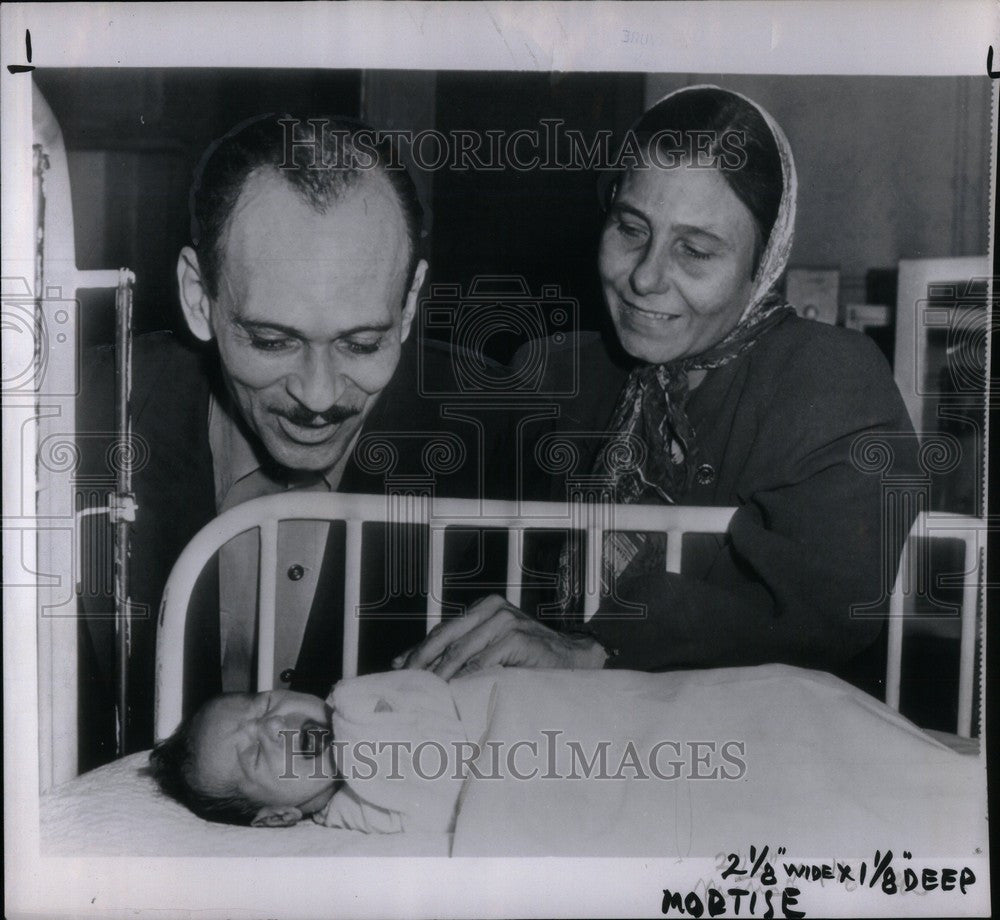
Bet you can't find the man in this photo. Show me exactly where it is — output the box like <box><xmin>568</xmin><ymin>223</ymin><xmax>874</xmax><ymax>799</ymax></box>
<box><xmin>77</xmin><ymin>114</ymin><xmax>493</xmax><ymax>766</ymax></box>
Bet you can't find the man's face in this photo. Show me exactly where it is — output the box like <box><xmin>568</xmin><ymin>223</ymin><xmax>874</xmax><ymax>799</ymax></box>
<box><xmin>206</xmin><ymin>169</ymin><xmax>418</xmax><ymax>473</ymax></box>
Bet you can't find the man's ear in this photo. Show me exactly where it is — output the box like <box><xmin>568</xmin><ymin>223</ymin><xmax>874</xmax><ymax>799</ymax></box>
<box><xmin>399</xmin><ymin>258</ymin><xmax>428</xmax><ymax>345</ymax></box>
<box><xmin>176</xmin><ymin>246</ymin><xmax>214</xmax><ymax>343</ymax></box>
<box><xmin>250</xmin><ymin>804</ymin><xmax>304</xmax><ymax>828</ymax></box>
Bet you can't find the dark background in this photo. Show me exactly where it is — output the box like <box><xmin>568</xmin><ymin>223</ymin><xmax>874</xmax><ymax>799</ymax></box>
<box><xmin>34</xmin><ymin>69</ymin><xmax>365</xmax><ymax>345</ymax></box>
<box><xmin>33</xmin><ymin>68</ymin><xmax>645</xmax><ymax>355</ymax></box>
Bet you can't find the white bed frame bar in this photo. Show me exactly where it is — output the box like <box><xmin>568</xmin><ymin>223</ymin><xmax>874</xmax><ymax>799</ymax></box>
<box><xmin>33</xmin><ymin>85</ymin><xmax>137</xmax><ymax>788</ymax></box>
<box><xmin>150</xmin><ymin>493</ymin><xmax>983</xmax><ymax>747</ymax></box>
<box><xmin>154</xmin><ymin>495</ymin><xmax>737</xmax><ymax>741</ymax></box>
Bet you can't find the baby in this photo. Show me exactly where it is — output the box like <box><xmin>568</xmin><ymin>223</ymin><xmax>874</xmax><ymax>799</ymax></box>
<box><xmin>150</xmin><ymin>669</ymin><xmax>490</xmax><ymax>831</ymax></box>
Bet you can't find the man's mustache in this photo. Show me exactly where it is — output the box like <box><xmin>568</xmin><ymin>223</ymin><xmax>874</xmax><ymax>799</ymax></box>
<box><xmin>273</xmin><ymin>403</ymin><xmax>361</xmax><ymax>426</ymax></box>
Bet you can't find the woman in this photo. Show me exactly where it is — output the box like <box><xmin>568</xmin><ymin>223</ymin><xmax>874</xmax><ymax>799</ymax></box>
<box><xmin>395</xmin><ymin>86</ymin><xmax>918</xmax><ymax>694</ymax></box>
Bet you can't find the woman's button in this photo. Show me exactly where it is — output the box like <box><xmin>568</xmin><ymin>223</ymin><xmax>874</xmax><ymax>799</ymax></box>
<box><xmin>287</xmin><ymin>564</ymin><xmax>305</xmax><ymax>581</ymax></box>
<box><xmin>696</xmin><ymin>463</ymin><xmax>716</xmax><ymax>485</ymax></box>
<box><xmin>280</xmin><ymin>668</ymin><xmax>295</xmax><ymax>683</ymax></box>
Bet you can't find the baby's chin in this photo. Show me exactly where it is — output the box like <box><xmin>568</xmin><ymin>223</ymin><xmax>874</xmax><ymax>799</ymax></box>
<box><xmin>298</xmin><ymin>777</ymin><xmax>341</xmax><ymax>821</ymax></box>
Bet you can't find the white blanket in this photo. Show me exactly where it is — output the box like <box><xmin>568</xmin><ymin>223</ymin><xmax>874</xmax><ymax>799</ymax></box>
<box><xmin>316</xmin><ymin>669</ymin><xmax>473</xmax><ymax>833</ymax></box>
<box><xmin>450</xmin><ymin>665</ymin><xmax>987</xmax><ymax>857</ymax></box>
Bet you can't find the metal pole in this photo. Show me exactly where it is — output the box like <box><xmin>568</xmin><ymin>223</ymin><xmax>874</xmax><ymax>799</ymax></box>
<box><xmin>32</xmin><ymin>144</ymin><xmax>47</xmax><ymax>305</ymax></box>
<box><xmin>113</xmin><ymin>269</ymin><xmax>136</xmax><ymax>755</ymax></box>
<box><xmin>33</xmin><ymin>142</ymin><xmax>52</xmax><ymax>784</ymax></box>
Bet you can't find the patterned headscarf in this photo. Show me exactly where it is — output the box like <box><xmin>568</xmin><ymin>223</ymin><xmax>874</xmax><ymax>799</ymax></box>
<box><xmin>594</xmin><ymin>84</ymin><xmax>798</xmax><ymax>505</ymax></box>
<box><xmin>560</xmin><ymin>86</ymin><xmax>798</xmax><ymax>611</ymax></box>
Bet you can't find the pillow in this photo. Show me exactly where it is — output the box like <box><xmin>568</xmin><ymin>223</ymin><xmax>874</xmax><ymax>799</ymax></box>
<box><xmin>41</xmin><ymin>751</ymin><xmax>449</xmax><ymax>857</ymax></box>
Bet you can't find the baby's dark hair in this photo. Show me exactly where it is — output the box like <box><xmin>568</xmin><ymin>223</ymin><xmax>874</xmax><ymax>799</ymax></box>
<box><xmin>149</xmin><ymin>715</ymin><xmax>259</xmax><ymax>826</ymax></box>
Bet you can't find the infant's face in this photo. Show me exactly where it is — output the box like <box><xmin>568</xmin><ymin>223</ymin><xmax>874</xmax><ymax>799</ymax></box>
<box><xmin>189</xmin><ymin>690</ymin><xmax>337</xmax><ymax>812</ymax></box>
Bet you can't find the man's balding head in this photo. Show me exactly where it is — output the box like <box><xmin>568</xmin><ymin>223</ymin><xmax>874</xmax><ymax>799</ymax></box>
<box><xmin>189</xmin><ymin>115</ymin><xmax>425</xmax><ymax>300</ymax></box>
<box><xmin>176</xmin><ymin>115</ymin><xmax>429</xmax><ymax>475</ymax></box>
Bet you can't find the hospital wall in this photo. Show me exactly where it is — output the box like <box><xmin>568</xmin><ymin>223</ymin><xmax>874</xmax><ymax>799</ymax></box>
<box><xmin>646</xmin><ymin>74</ymin><xmax>992</xmax><ymax>306</ymax></box>
<box><xmin>33</xmin><ymin>70</ymin><xmax>992</xmax><ymax>354</ymax></box>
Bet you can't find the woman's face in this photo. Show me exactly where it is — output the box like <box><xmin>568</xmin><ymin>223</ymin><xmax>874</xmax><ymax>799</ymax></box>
<box><xmin>598</xmin><ymin>161</ymin><xmax>761</xmax><ymax>365</ymax></box>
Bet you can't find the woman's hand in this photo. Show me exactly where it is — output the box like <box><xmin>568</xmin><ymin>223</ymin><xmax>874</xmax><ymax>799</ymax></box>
<box><xmin>392</xmin><ymin>594</ymin><xmax>608</xmax><ymax>680</ymax></box>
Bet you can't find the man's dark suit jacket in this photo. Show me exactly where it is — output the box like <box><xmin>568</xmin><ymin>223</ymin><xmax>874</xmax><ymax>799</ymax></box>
<box><xmin>514</xmin><ymin>315</ymin><xmax>920</xmax><ymax>697</ymax></box>
<box><xmin>76</xmin><ymin>331</ymin><xmax>498</xmax><ymax>767</ymax></box>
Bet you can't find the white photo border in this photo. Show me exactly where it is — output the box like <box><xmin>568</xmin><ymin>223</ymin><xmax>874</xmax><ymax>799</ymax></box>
<box><xmin>3</xmin><ymin>2</ymin><xmax>997</xmax><ymax>918</ymax></box>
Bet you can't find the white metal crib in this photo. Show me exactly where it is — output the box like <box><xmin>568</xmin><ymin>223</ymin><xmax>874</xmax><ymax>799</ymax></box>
<box><xmin>152</xmin><ymin>493</ymin><xmax>984</xmax><ymax>744</ymax></box>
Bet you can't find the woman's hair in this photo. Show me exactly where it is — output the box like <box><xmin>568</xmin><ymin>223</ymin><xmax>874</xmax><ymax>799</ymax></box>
<box><xmin>606</xmin><ymin>87</ymin><xmax>784</xmax><ymax>272</ymax></box>
<box><xmin>190</xmin><ymin>113</ymin><xmax>426</xmax><ymax>301</ymax></box>
<box><xmin>148</xmin><ymin>715</ymin><xmax>260</xmax><ymax>826</ymax></box>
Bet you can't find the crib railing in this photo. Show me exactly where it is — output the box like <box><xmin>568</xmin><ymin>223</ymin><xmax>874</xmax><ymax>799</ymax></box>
<box><xmin>154</xmin><ymin>494</ymin><xmax>736</xmax><ymax>740</ymax></box>
<box><xmin>151</xmin><ymin>496</ymin><xmax>984</xmax><ymax>744</ymax></box>
<box><xmin>33</xmin><ymin>84</ymin><xmax>138</xmax><ymax>785</ymax></box>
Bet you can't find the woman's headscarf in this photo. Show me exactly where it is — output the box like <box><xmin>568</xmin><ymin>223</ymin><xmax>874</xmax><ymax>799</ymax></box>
<box><xmin>594</xmin><ymin>84</ymin><xmax>799</xmax><ymax>506</ymax></box>
<box><xmin>559</xmin><ymin>86</ymin><xmax>798</xmax><ymax>612</ymax></box>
